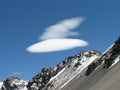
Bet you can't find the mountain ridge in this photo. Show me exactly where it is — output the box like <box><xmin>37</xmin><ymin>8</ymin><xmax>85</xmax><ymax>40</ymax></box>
<box><xmin>0</xmin><ymin>37</ymin><xmax>120</xmax><ymax>90</ymax></box>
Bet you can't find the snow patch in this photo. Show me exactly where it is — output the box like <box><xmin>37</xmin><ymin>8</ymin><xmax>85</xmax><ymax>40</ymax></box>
<box><xmin>60</xmin><ymin>55</ymin><xmax>98</xmax><ymax>89</ymax></box>
<box><xmin>0</xmin><ymin>82</ymin><xmax>3</xmax><ymax>89</ymax></box>
<box><xmin>110</xmin><ymin>55</ymin><xmax>120</xmax><ymax>68</ymax></box>
<box><xmin>49</xmin><ymin>68</ymin><xmax>65</xmax><ymax>82</ymax></box>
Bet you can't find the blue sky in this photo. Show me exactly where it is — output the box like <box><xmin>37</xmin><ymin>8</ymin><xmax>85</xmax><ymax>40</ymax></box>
<box><xmin>0</xmin><ymin>0</ymin><xmax>120</xmax><ymax>81</ymax></box>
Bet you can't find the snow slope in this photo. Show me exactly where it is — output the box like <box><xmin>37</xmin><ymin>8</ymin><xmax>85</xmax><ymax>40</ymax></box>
<box><xmin>0</xmin><ymin>82</ymin><xmax>3</xmax><ymax>89</ymax></box>
<box><xmin>1</xmin><ymin>36</ymin><xmax>120</xmax><ymax>90</ymax></box>
<box><xmin>44</xmin><ymin>50</ymin><xmax>101</xmax><ymax>90</ymax></box>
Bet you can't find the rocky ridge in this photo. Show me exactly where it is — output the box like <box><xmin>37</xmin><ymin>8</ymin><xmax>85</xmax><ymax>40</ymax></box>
<box><xmin>0</xmin><ymin>37</ymin><xmax>120</xmax><ymax>90</ymax></box>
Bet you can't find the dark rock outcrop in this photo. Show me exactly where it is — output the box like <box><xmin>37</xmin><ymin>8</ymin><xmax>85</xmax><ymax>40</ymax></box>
<box><xmin>1</xmin><ymin>37</ymin><xmax>120</xmax><ymax>90</ymax></box>
<box><xmin>1</xmin><ymin>76</ymin><xmax>28</xmax><ymax>90</ymax></box>
<box><xmin>103</xmin><ymin>37</ymin><xmax>120</xmax><ymax>69</ymax></box>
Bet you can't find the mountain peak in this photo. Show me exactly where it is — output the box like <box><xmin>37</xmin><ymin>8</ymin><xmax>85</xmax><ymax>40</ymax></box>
<box><xmin>1</xmin><ymin>37</ymin><xmax>120</xmax><ymax>90</ymax></box>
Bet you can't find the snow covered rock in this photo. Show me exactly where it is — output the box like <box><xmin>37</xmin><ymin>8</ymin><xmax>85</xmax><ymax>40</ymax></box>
<box><xmin>102</xmin><ymin>37</ymin><xmax>120</xmax><ymax>69</ymax></box>
<box><xmin>27</xmin><ymin>50</ymin><xmax>101</xmax><ymax>90</ymax></box>
<box><xmin>2</xmin><ymin>76</ymin><xmax>28</xmax><ymax>90</ymax></box>
<box><xmin>1</xmin><ymin>37</ymin><xmax>120</xmax><ymax>90</ymax></box>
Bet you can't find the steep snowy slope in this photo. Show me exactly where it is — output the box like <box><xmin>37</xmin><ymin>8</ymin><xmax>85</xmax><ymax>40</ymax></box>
<box><xmin>61</xmin><ymin>37</ymin><xmax>120</xmax><ymax>90</ymax></box>
<box><xmin>44</xmin><ymin>50</ymin><xmax>100</xmax><ymax>90</ymax></box>
<box><xmin>28</xmin><ymin>50</ymin><xmax>101</xmax><ymax>90</ymax></box>
<box><xmin>0</xmin><ymin>82</ymin><xmax>3</xmax><ymax>90</ymax></box>
<box><xmin>1</xmin><ymin>37</ymin><xmax>120</xmax><ymax>90</ymax></box>
<box><xmin>61</xmin><ymin>55</ymin><xmax>120</xmax><ymax>90</ymax></box>
<box><xmin>1</xmin><ymin>50</ymin><xmax>101</xmax><ymax>90</ymax></box>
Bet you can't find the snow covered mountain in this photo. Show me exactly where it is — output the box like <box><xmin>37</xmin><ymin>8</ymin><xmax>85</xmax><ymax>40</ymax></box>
<box><xmin>28</xmin><ymin>50</ymin><xmax>100</xmax><ymax>90</ymax></box>
<box><xmin>1</xmin><ymin>37</ymin><xmax>120</xmax><ymax>90</ymax></box>
<box><xmin>62</xmin><ymin>37</ymin><xmax>120</xmax><ymax>90</ymax></box>
<box><xmin>1</xmin><ymin>76</ymin><xmax>28</xmax><ymax>90</ymax></box>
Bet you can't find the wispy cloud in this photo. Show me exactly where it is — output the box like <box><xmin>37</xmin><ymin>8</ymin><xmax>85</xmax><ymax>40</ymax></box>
<box><xmin>27</xmin><ymin>17</ymin><xmax>88</xmax><ymax>53</ymax></box>
<box><xmin>27</xmin><ymin>39</ymin><xmax>88</xmax><ymax>53</ymax></box>
<box><xmin>11</xmin><ymin>72</ymin><xmax>22</xmax><ymax>76</ymax></box>
<box><xmin>40</xmin><ymin>17</ymin><xmax>85</xmax><ymax>40</ymax></box>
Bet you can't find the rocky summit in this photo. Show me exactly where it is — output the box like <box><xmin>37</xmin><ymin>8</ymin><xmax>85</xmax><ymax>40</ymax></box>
<box><xmin>0</xmin><ymin>37</ymin><xmax>120</xmax><ymax>90</ymax></box>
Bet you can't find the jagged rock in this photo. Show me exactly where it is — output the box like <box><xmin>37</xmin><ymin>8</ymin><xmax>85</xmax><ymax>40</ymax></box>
<box><xmin>1</xmin><ymin>37</ymin><xmax>120</xmax><ymax>90</ymax></box>
<box><xmin>103</xmin><ymin>37</ymin><xmax>120</xmax><ymax>69</ymax></box>
<box><xmin>2</xmin><ymin>76</ymin><xmax>28</xmax><ymax>90</ymax></box>
<box><xmin>27</xmin><ymin>50</ymin><xmax>101</xmax><ymax>90</ymax></box>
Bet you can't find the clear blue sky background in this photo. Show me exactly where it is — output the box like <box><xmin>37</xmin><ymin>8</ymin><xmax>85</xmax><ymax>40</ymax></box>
<box><xmin>0</xmin><ymin>0</ymin><xmax>120</xmax><ymax>81</ymax></box>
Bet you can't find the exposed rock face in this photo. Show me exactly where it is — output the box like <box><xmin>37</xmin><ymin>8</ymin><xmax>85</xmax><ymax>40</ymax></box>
<box><xmin>1</xmin><ymin>76</ymin><xmax>28</xmax><ymax>90</ymax></box>
<box><xmin>1</xmin><ymin>37</ymin><xmax>120</xmax><ymax>90</ymax></box>
<box><xmin>1</xmin><ymin>50</ymin><xmax>100</xmax><ymax>90</ymax></box>
<box><xmin>61</xmin><ymin>37</ymin><xmax>120</xmax><ymax>90</ymax></box>
<box><xmin>28</xmin><ymin>50</ymin><xmax>101</xmax><ymax>90</ymax></box>
<box><xmin>102</xmin><ymin>37</ymin><xmax>120</xmax><ymax>69</ymax></box>
<box><xmin>86</xmin><ymin>37</ymin><xmax>120</xmax><ymax>75</ymax></box>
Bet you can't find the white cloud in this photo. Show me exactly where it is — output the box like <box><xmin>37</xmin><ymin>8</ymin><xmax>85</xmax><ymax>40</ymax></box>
<box><xmin>27</xmin><ymin>38</ymin><xmax>88</xmax><ymax>53</ymax></box>
<box><xmin>27</xmin><ymin>17</ymin><xmax>89</xmax><ymax>53</ymax></box>
<box><xmin>40</xmin><ymin>17</ymin><xmax>85</xmax><ymax>40</ymax></box>
<box><xmin>11</xmin><ymin>72</ymin><xmax>22</xmax><ymax>76</ymax></box>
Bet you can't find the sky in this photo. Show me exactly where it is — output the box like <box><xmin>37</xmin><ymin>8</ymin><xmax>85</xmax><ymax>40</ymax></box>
<box><xmin>0</xmin><ymin>0</ymin><xmax>120</xmax><ymax>81</ymax></box>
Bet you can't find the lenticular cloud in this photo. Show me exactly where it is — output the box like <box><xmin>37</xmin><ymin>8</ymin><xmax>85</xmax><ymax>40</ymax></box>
<box><xmin>27</xmin><ymin>39</ymin><xmax>88</xmax><ymax>53</ymax></box>
<box><xmin>27</xmin><ymin>17</ymin><xmax>89</xmax><ymax>53</ymax></box>
<box><xmin>40</xmin><ymin>17</ymin><xmax>85</xmax><ymax>40</ymax></box>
